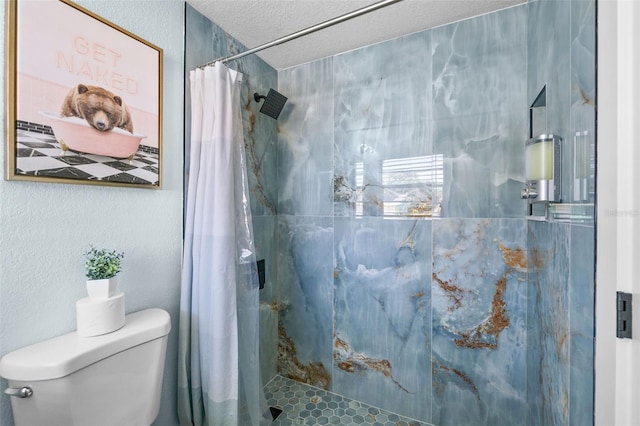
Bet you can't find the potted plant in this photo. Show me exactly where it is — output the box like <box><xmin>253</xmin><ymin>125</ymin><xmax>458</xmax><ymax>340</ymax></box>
<box><xmin>84</xmin><ymin>245</ymin><xmax>124</xmax><ymax>300</ymax></box>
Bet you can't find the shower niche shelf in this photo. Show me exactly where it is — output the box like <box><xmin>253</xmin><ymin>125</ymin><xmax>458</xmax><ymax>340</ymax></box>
<box><xmin>522</xmin><ymin>85</ymin><xmax>594</xmax><ymax>223</ymax></box>
<box><xmin>547</xmin><ymin>203</ymin><xmax>594</xmax><ymax>223</ymax></box>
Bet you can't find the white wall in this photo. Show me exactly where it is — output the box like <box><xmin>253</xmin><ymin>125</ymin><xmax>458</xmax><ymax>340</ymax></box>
<box><xmin>0</xmin><ymin>1</ymin><xmax>184</xmax><ymax>425</ymax></box>
<box><xmin>596</xmin><ymin>1</ymin><xmax>640</xmax><ymax>425</ymax></box>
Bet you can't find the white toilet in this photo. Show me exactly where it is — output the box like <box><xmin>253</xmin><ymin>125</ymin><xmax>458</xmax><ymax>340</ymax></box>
<box><xmin>0</xmin><ymin>308</ymin><xmax>171</xmax><ymax>426</ymax></box>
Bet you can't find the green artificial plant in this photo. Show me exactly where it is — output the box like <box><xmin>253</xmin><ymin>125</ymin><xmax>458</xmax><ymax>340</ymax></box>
<box><xmin>84</xmin><ymin>246</ymin><xmax>124</xmax><ymax>280</ymax></box>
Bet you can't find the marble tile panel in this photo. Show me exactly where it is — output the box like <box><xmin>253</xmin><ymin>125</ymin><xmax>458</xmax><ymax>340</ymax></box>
<box><xmin>333</xmin><ymin>31</ymin><xmax>431</xmax><ymax>132</ymax></box>
<box><xmin>185</xmin><ymin>5</ymin><xmax>217</xmax><ymax>72</ymax></box>
<box><xmin>526</xmin><ymin>221</ymin><xmax>570</xmax><ymax>426</ymax></box>
<box><xmin>569</xmin><ymin>0</ymin><xmax>596</xmax><ymax>206</ymax></box>
<box><xmin>332</xmin><ymin>32</ymin><xmax>431</xmax><ymax>219</ymax></box>
<box><xmin>570</xmin><ymin>0</ymin><xmax>596</xmax><ymax>108</ymax></box>
<box><xmin>333</xmin><ymin>217</ymin><xmax>432</xmax><ymax>423</ymax></box>
<box><xmin>431</xmin><ymin>218</ymin><xmax>528</xmax><ymax>426</ymax></box>
<box><xmin>278</xmin><ymin>59</ymin><xmax>334</xmax><ymax>216</ymax></box>
<box><xmin>236</xmin><ymin>63</ymin><xmax>279</xmax><ymax>217</ymax></box>
<box><xmin>231</xmin><ymin>51</ymin><xmax>279</xmax><ymax>217</ymax></box>
<box><xmin>431</xmin><ymin>5</ymin><xmax>527</xmax><ymax>120</ymax></box>
<box><xmin>527</xmin><ymin>0</ymin><xmax>571</xmax><ymax>140</ymax></box>
<box><xmin>569</xmin><ymin>223</ymin><xmax>595</xmax><ymax>426</ymax></box>
<box><xmin>276</xmin><ymin>215</ymin><xmax>335</xmax><ymax>390</ymax></box>
<box><xmin>433</xmin><ymin>112</ymin><xmax>527</xmax><ymax>218</ymax></box>
<box><xmin>185</xmin><ymin>5</ymin><xmax>279</xmax><ymax>216</ymax></box>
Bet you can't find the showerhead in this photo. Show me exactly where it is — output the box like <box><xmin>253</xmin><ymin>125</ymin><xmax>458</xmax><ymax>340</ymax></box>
<box><xmin>254</xmin><ymin>89</ymin><xmax>288</xmax><ymax>120</ymax></box>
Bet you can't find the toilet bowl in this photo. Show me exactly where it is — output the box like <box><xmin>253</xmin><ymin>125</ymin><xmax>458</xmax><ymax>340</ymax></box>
<box><xmin>0</xmin><ymin>308</ymin><xmax>171</xmax><ymax>426</ymax></box>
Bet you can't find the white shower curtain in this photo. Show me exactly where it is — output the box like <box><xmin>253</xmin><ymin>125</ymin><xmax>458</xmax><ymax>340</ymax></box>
<box><xmin>178</xmin><ymin>62</ymin><xmax>269</xmax><ymax>426</ymax></box>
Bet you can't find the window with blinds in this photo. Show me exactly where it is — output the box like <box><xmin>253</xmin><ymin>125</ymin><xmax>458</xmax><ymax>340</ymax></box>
<box><xmin>355</xmin><ymin>154</ymin><xmax>443</xmax><ymax>217</ymax></box>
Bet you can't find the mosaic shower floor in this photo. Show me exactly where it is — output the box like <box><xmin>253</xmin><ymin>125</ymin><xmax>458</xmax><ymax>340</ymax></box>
<box><xmin>264</xmin><ymin>375</ymin><xmax>431</xmax><ymax>426</ymax></box>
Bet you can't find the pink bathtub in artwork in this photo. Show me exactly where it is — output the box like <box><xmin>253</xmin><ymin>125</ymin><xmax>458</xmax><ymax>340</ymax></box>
<box><xmin>40</xmin><ymin>112</ymin><xmax>147</xmax><ymax>159</ymax></box>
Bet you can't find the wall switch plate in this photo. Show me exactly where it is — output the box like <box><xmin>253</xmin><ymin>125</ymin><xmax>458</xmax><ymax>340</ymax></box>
<box><xmin>617</xmin><ymin>291</ymin><xmax>632</xmax><ymax>339</ymax></box>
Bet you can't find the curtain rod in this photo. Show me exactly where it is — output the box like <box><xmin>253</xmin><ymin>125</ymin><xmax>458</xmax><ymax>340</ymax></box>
<box><xmin>197</xmin><ymin>0</ymin><xmax>404</xmax><ymax>69</ymax></box>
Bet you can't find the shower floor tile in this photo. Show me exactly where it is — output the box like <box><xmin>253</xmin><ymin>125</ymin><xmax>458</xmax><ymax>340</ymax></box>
<box><xmin>264</xmin><ymin>375</ymin><xmax>431</xmax><ymax>426</ymax></box>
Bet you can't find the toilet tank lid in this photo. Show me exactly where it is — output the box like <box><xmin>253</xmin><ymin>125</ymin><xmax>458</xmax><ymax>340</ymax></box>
<box><xmin>0</xmin><ymin>308</ymin><xmax>171</xmax><ymax>381</ymax></box>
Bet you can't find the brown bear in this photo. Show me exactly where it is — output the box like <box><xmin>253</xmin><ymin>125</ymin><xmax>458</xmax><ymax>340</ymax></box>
<box><xmin>61</xmin><ymin>84</ymin><xmax>133</xmax><ymax>133</ymax></box>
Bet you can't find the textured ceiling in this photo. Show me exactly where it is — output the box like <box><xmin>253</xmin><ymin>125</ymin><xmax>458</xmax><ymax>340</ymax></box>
<box><xmin>186</xmin><ymin>0</ymin><xmax>526</xmax><ymax>70</ymax></box>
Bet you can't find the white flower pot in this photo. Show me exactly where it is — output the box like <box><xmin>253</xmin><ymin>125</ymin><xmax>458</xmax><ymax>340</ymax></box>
<box><xmin>86</xmin><ymin>276</ymin><xmax>118</xmax><ymax>300</ymax></box>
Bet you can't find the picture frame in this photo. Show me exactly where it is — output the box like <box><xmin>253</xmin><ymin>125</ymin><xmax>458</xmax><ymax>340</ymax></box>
<box><xmin>5</xmin><ymin>0</ymin><xmax>163</xmax><ymax>188</ymax></box>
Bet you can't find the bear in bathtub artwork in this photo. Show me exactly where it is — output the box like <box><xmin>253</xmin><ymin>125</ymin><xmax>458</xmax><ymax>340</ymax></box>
<box><xmin>61</xmin><ymin>83</ymin><xmax>134</xmax><ymax>133</ymax></box>
<box><xmin>40</xmin><ymin>83</ymin><xmax>146</xmax><ymax>160</ymax></box>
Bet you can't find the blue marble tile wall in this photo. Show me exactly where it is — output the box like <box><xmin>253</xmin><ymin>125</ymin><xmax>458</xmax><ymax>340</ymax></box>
<box><xmin>275</xmin><ymin>4</ymin><xmax>534</xmax><ymax>425</ymax></box>
<box><xmin>185</xmin><ymin>0</ymin><xmax>596</xmax><ymax>423</ymax></box>
<box><xmin>526</xmin><ymin>0</ymin><xmax>596</xmax><ymax>425</ymax></box>
<box><xmin>276</xmin><ymin>0</ymin><xmax>595</xmax><ymax>425</ymax></box>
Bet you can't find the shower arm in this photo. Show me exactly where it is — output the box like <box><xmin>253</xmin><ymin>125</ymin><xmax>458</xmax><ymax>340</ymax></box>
<box><xmin>197</xmin><ymin>0</ymin><xmax>404</xmax><ymax>68</ymax></box>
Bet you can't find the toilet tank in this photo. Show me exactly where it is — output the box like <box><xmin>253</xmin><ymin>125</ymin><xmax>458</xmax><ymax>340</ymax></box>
<box><xmin>0</xmin><ymin>308</ymin><xmax>171</xmax><ymax>426</ymax></box>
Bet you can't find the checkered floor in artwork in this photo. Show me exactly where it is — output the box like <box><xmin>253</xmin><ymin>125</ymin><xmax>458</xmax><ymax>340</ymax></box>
<box><xmin>14</xmin><ymin>129</ymin><xmax>159</xmax><ymax>185</ymax></box>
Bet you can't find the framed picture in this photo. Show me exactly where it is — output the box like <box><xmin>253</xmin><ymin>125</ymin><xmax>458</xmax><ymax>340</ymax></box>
<box><xmin>5</xmin><ymin>0</ymin><xmax>163</xmax><ymax>188</ymax></box>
